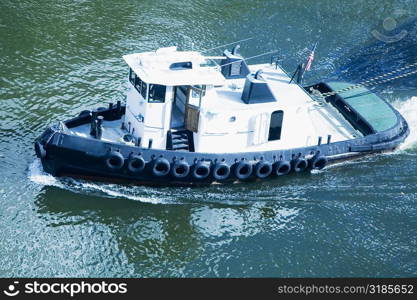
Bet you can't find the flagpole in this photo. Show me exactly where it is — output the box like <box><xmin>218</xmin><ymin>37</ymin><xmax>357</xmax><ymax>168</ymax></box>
<box><xmin>304</xmin><ymin>41</ymin><xmax>318</xmax><ymax>72</ymax></box>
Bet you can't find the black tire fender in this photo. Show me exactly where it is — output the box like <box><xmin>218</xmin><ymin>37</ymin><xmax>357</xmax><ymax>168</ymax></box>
<box><xmin>171</xmin><ymin>160</ymin><xmax>190</xmax><ymax>179</ymax></box>
<box><xmin>212</xmin><ymin>162</ymin><xmax>231</xmax><ymax>181</ymax></box>
<box><xmin>105</xmin><ymin>151</ymin><xmax>124</xmax><ymax>170</ymax></box>
<box><xmin>192</xmin><ymin>161</ymin><xmax>211</xmax><ymax>180</ymax></box>
<box><xmin>234</xmin><ymin>160</ymin><xmax>253</xmax><ymax>180</ymax></box>
<box><xmin>310</xmin><ymin>155</ymin><xmax>327</xmax><ymax>170</ymax></box>
<box><xmin>273</xmin><ymin>161</ymin><xmax>291</xmax><ymax>176</ymax></box>
<box><xmin>152</xmin><ymin>157</ymin><xmax>171</xmax><ymax>177</ymax></box>
<box><xmin>255</xmin><ymin>161</ymin><xmax>273</xmax><ymax>179</ymax></box>
<box><xmin>127</xmin><ymin>154</ymin><xmax>146</xmax><ymax>173</ymax></box>
<box><xmin>292</xmin><ymin>157</ymin><xmax>308</xmax><ymax>173</ymax></box>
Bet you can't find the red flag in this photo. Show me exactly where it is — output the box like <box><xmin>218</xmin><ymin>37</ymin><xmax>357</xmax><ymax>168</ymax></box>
<box><xmin>305</xmin><ymin>42</ymin><xmax>317</xmax><ymax>72</ymax></box>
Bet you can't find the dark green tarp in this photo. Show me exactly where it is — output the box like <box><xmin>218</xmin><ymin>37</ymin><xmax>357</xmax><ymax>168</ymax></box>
<box><xmin>326</xmin><ymin>82</ymin><xmax>398</xmax><ymax>132</ymax></box>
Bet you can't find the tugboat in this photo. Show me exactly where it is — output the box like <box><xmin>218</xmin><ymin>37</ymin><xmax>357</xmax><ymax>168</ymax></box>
<box><xmin>34</xmin><ymin>45</ymin><xmax>409</xmax><ymax>186</ymax></box>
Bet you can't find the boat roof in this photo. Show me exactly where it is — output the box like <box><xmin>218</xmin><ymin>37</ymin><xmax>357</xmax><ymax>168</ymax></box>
<box><xmin>123</xmin><ymin>47</ymin><xmax>226</xmax><ymax>86</ymax></box>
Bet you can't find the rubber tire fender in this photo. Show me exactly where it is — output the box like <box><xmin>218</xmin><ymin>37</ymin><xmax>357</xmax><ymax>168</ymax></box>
<box><xmin>255</xmin><ymin>161</ymin><xmax>273</xmax><ymax>179</ymax></box>
<box><xmin>152</xmin><ymin>157</ymin><xmax>171</xmax><ymax>177</ymax></box>
<box><xmin>127</xmin><ymin>154</ymin><xmax>146</xmax><ymax>173</ymax></box>
<box><xmin>273</xmin><ymin>161</ymin><xmax>291</xmax><ymax>176</ymax></box>
<box><xmin>310</xmin><ymin>155</ymin><xmax>327</xmax><ymax>170</ymax></box>
<box><xmin>292</xmin><ymin>157</ymin><xmax>308</xmax><ymax>173</ymax></box>
<box><xmin>234</xmin><ymin>160</ymin><xmax>253</xmax><ymax>180</ymax></box>
<box><xmin>192</xmin><ymin>161</ymin><xmax>211</xmax><ymax>180</ymax></box>
<box><xmin>212</xmin><ymin>162</ymin><xmax>231</xmax><ymax>181</ymax></box>
<box><xmin>105</xmin><ymin>151</ymin><xmax>125</xmax><ymax>170</ymax></box>
<box><xmin>171</xmin><ymin>160</ymin><xmax>190</xmax><ymax>179</ymax></box>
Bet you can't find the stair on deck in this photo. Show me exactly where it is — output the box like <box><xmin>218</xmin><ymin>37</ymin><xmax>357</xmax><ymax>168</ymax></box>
<box><xmin>167</xmin><ymin>129</ymin><xmax>194</xmax><ymax>152</ymax></box>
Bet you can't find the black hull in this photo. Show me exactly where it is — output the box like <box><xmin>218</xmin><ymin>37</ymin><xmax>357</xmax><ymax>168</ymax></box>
<box><xmin>34</xmin><ymin>102</ymin><xmax>409</xmax><ymax>187</ymax></box>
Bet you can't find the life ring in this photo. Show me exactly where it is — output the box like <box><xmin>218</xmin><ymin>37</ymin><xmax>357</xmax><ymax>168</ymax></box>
<box><xmin>274</xmin><ymin>161</ymin><xmax>291</xmax><ymax>176</ymax></box>
<box><xmin>34</xmin><ymin>142</ymin><xmax>46</xmax><ymax>159</ymax></box>
<box><xmin>152</xmin><ymin>157</ymin><xmax>171</xmax><ymax>177</ymax></box>
<box><xmin>192</xmin><ymin>161</ymin><xmax>211</xmax><ymax>180</ymax></box>
<box><xmin>105</xmin><ymin>151</ymin><xmax>124</xmax><ymax>170</ymax></box>
<box><xmin>212</xmin><ymin>162</ymin><xmax>230</xmax><ymax>181</ymax></box>
<box><xmin>255</xmin><ymin>161</ymin><xmax>272</xmax><ymax>179</ymax></box>
<box><xmin>310</xmin><ymin>155</ymin><xmax>327</xmax><ymax>170</ymax></box>
<box><xmin>234</xmin><ymin>160</ymin><xmax>253</xmax><ymax>180</ymax></box>
<box><xmin>292</xmin><ymin>157</ymin><xmax>308</xmax><ymax>173</ymax></box>
<box><xmin>171</xmin><ymin>160</ymin><xmax>190</xmax><ymax>179</ymax></box>
<box><xmin>127</xmin><ymin>154</ymin><xmax>145</xmax><ymax>173</ymax></box>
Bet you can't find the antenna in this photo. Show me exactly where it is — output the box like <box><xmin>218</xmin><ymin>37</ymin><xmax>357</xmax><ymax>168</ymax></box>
<box><xmin>200</xmin><ymin>37</ymin><xmax>253</xmax><ymax>53</ymax></box>
<box><xmin>218</xmin><ymin>50</ymin><xmax>280</xmax><ymax>68</ymax></box>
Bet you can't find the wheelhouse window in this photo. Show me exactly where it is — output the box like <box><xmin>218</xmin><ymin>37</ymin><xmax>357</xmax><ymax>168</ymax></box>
<box><xmin>189</xmin><ymin>85</ymin><xmax>206</xmax><ymax>107</ymax></box>
<box><xmin>129</xmin><ymin>68</ymin><xmax>136</xmax><ymax>85</ymax></box>
<box><xmin>141</xmin><ymin>80</ymin><xmax>147</xmax><ymax>99</ymax></box>
<box><xmin>148</xmin><ymin>84</ymin><xmax>166</xmax><ymax>103</ymax></box>
<box><xmin>134</xmin><ymin>74</ymin><xmax>142</xmax><ymax>94</ymax></box>
<box><xmin>268</xmin><ymin>110</ymin><xmax>284</xmax><ymax>141</ymax></box>
<box><xmin>191</xmin><ymin>85</ymin><xmax>206</xmax><ymax>99</ymax></box>
<box><xmin>129</xmin><ymin>68</ymin><xmax>147</xmax><ymax>99</ymax></box>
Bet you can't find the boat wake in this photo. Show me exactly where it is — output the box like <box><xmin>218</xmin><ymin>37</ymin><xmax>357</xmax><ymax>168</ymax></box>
<box><xmin>28</xmin><ymin>159</ymin><xmax>64</xmax><ymax>188</ymax></box>
<box><xmin>28</xmin><ymin>159</ymin><xmax>176</xmax><ymax>204</ymax></box>
<box><xmin>393</xmin><ymin>96</ymin><xmax>417</xmax><ymax>151</ymax></box>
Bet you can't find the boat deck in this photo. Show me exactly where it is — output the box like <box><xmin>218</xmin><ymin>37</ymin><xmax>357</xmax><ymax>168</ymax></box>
<box><xmin>68</xmin><ymin>120</ymin><xmax>132</xmax><ymax>145</ymax></box>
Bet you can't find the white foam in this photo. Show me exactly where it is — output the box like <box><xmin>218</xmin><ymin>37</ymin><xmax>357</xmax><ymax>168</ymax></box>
<box><xmin>28</xmin><ymin>159</ymin><xmax>63</xmax><ymax>188</ymax></box>
<box><xmin>28</xmin><ymin>159</ymin><xmax>171</xmax><ymax>204</ymax></box>
<box><xmin>393</xmin><ymin>97</ymin><xmax>417</xmax><ymax>150</ymax></box>
<box><xmin>80</xmin><ymin>182</ymin><xmax>167</xmax><ymax>204</ymax></box>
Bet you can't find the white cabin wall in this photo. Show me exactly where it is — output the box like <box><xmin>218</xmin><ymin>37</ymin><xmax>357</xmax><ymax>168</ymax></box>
<box><xmin>251</xmin><ymin>112</ymin><xmax>269</xmax><ymax>145</ymax></box>
<box><xmin>163</xmin><ymin>86</ymin><xmax>173</xmax><ymax>130</ymax></box>
<box><xmin>141</xmin><ymin>127</ymin><xmax>165</xmax><ymax>149</ymax></box>
<box><xmin>125</xmin><ymin>83</ymin><xmax>146</xmax><ymax>140</ymax></box>
<box><xmin>125</xmin><ymin>80</ymin><xmax>172</xmax><ymax>150</ymax></box>
<box><xmin>194</xmin><ymin>102</ymin><xmax>323</xmax><ymax>153</ymax></box>
<box><xmin>194</xmin><ymin>110</ymin><xmax>253</xmax><ymax>153</ymax></box>
<box><xmin>140</xmin><ymin>87</ymin><xmax>172</xmax><ymax>150</ymax></box>
<box><xmin>283</xmin><ymin>105</ymin><xmax>318</xmax><ymax>147</ymax></box>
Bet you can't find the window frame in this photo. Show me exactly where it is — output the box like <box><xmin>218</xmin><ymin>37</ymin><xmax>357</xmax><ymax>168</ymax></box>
<box><xmin>129</xmin><ymin>68</ymin><xmax>136</xmax><ymax>85</ymax></box>
<box><xmin>134</xmin><ymin>74</ymin><xmax>142</xmax><ymax>95</ymax></box>
<box><xmin>268</xmin><ymin>110</ymin><xmax>284</xmax><ymax>141</ymax></box>
<box><xmin>148</xmin><ymin>84</ymin><xmax>166</xmax><ymax>103</ymax></box>
<box><xmin>141</xmin><ymin>80</ymin><xmax>147</xmax><ymax>99</ymax></box>
<box><xmin>129</xmin><ymin>68</ymin><xmax>147</xmax><ymax>100</ymax></box>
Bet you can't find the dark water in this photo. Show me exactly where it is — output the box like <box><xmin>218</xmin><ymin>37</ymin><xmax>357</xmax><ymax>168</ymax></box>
<box><xmin>1</xmin><ymin>0</ymin><xmax>417</xmax><ymax>277</ymax></box>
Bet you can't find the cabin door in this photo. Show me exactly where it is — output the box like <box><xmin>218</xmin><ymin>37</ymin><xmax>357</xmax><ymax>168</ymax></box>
<box><xmin>171</xmin><ymin>86</ymin><xmax>187</xmax><ymax>129</ymax></box>
<box><xmin>185</xmin><ymin>86</ymin><xmax>203</xmax><ymax>133</ymax></box>
<box><xmin>185</xmin><ymin>104</ymin><xmax>199</xmax><ymax>132</ymax></box>
<box><xmin>252</xmin><ymin>113</ymin><xmax>269</xmax><ymax>144</ymax></box>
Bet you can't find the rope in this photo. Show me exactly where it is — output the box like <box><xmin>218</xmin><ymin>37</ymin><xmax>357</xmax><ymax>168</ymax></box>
<box><xmin>218</xmin><ymin>50</ymin><xmax>279</xmax><ymax>68</ymax></box>
<box><xmin>200</xmin><ymin>37</ymin><xmax>253</xmax><ymax>53</ymax></box>
<box><xmin>318</xmin><ymin>62</ymin><xmax>417</xmax><ymax>97</ymax></box>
